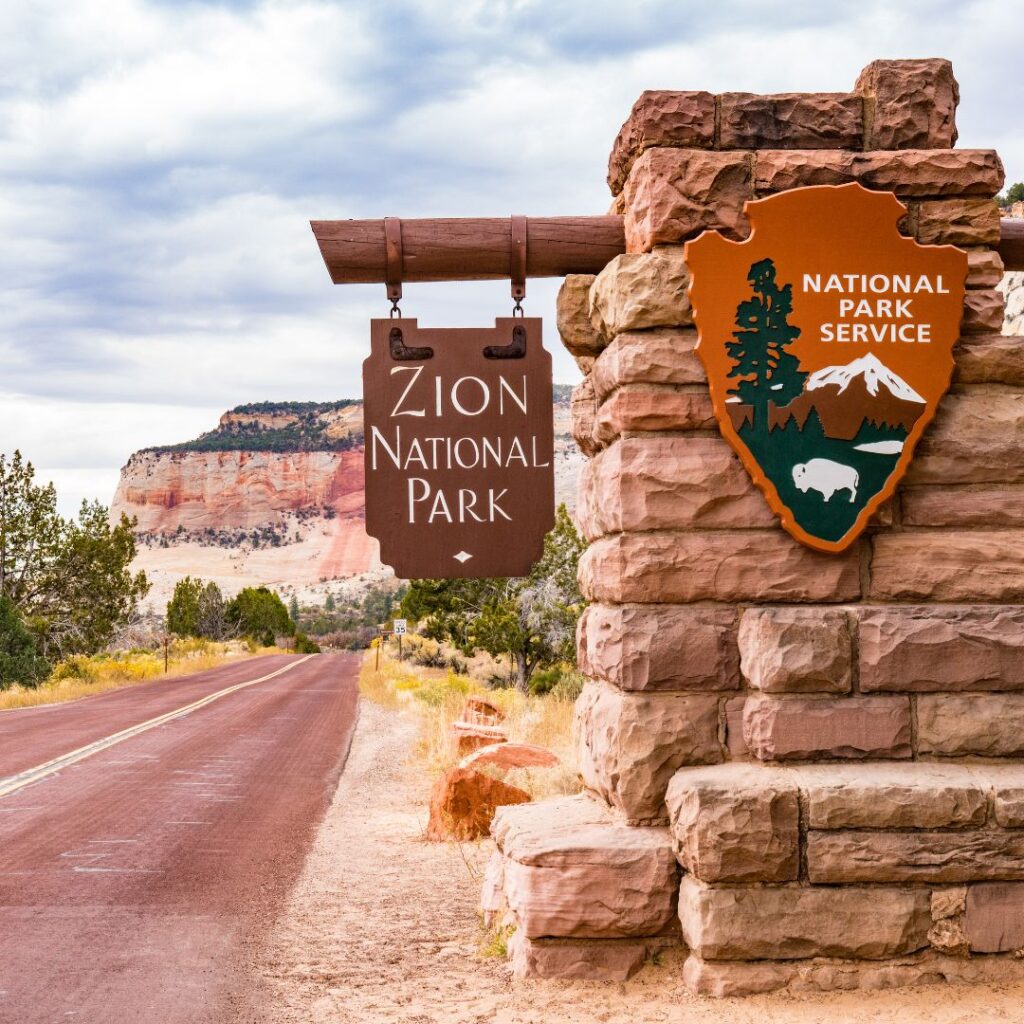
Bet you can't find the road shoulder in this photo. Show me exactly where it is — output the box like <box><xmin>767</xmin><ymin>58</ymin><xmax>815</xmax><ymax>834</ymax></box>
<box><xmin>256</xmin><ymin>699</ymin><xmax>1024</xmax><ymax>1024</ymax></box>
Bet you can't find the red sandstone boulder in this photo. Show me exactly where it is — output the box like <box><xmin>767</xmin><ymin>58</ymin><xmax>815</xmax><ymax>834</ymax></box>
<box><xmin>463</xmin><ymin>695</ymin><xmax>505</xmax><ymax>725</ymax></box>
<box><xmin>450</xmin><ymin>721</ymin><xmax>507</xmax><ymax>757</ymax></box>
<box><xmin>460</xmin><ymin>742</ymin><xmax>558</xmax><ymax>772</ymax></box>
<box><xmin>426</xmin><ymin>767</ymin><xmax>530</xmax><ymax>842</ymax></box>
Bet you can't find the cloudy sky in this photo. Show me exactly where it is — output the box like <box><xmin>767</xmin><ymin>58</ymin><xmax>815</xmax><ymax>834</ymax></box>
<box><xmin>0</xmin><ymin>0</ymin><xmax>1018</xmax><ymax>514</ymax></box>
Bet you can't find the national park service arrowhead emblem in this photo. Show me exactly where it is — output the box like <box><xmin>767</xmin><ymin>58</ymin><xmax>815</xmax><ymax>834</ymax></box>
<box><xmin>685</xmin><ymin>183</ymin><xmax>968</xmax><ymax>553</ymax></box>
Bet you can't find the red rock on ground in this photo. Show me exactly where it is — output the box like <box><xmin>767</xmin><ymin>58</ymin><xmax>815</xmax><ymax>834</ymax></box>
<box><xmin>451</xmin><ymin>721</ymin><xmax>508</xmax><ymax>757</ymax></box>
<box><xmin>463</xmin><ymin>696</ymin><xmax>506</xmax><ymax>725</ymax></box>
<box><xmin>426</xmin><ymin>767</ymin><xmax>530</xmax><ymax>841</ymax></box>
<box><xmin>460</xmin><ymin>743</ymin><xmax>559</xmax><ymax>772</ymax></box>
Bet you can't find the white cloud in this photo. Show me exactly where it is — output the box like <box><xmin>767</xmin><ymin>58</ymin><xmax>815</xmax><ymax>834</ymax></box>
<box><xmin>0</xmin><ymin>0</ymin><xmax>1017</xmax><ymax>514</ymax></box>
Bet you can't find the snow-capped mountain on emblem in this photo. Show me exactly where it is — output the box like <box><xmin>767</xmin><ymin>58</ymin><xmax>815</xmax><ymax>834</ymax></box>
<box><xmin>685</xmin><ymin>183</ymin><xmax>968</xmax><ymax>553</ymax></box>
<box><xmin>806</xmin><ymin>353</ymin><xmax>925</xmax><ymax>404</ymax></box>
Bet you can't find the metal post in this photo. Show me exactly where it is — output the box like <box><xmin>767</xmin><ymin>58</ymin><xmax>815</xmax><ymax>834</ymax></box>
<box><xmin>164</xmin><ymin>636</ymin><xmax>169</xmax><ymax>674</ymax></box>
<box><xmin>375</xmin><ymin>640</ymin><xmax>380</xmax><ymax>672</ymax></box>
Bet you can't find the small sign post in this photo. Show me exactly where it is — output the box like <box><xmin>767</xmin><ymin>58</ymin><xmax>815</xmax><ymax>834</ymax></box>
<box><xmin>393</xmin><ymin>618</ymin><xmax>407</xmax><ymax>660</ymax></box>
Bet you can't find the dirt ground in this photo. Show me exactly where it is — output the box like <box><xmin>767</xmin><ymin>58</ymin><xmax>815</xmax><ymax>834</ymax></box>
<box><xmin>255</xmin><ymin>699</ymin><xmax>1024</xmax><ymax>1024</ymax></box>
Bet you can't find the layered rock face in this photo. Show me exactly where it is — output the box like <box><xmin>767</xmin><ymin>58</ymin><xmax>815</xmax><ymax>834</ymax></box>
<box><xmin>113</xmin><ymin>395</ymin><xmax>582</xmax><ymax>603</ymax></box>
<box><xmin>114</xmin><ymin>449</ymin><xmax>368</xmax><ymax>534</ymax></box>
<box><xmin>489</xmin><ymin>59</ymin><xmax>1024</xmax><ymax>996</ymax></box>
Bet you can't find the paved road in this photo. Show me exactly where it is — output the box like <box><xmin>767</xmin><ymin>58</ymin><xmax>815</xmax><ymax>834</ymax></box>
<box><xmin>0</xmin><ymin>652</ymin><xmax>360</xmax><ymax>1024</ymax></box>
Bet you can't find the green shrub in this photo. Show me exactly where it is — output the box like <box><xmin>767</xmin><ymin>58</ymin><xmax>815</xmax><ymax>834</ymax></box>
<box><xmin>51</xmin><ymin>655</ymin><xmax>96</xmax><ymax>682</ymax></box>
<box><xmin>0</xmin><ymin>596</ymin><xmax>49</xmax><ymax>688</ymax></box>
<box><xmin>551</xmin><ymin>671</ymin><xmax>585</xmax><ymax>702</ymax></box>
<box><xmin>294</xmin><ymin>631</ymin><xmax>321</xmax><ymax>654</ymax></box>
<box><xmin>528</xmin><ymin>666</ymin><xmax>562</xmax><ymax>696</ymax></box>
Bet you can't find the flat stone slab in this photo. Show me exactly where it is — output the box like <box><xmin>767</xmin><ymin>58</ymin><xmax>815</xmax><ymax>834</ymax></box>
<box><xmin>494</xmin><ymin>795</ymin><xmax>678</xmax><ymax>940</ymax></box>
<box><xmin>794</xmin><ymin>762</ymin><xmax>988</xmax><ymax>829</ymax></box>
<box><xmin>678</xmin><ymin>875</ymin><xmax>930</xmax><ymax>961</ymax></box>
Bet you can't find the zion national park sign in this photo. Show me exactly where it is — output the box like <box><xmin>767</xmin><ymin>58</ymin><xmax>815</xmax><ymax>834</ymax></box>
<box><xmin>686</xmin><ymin>183</ymin><xmax>968</xmax><ymax>553</ymax></box>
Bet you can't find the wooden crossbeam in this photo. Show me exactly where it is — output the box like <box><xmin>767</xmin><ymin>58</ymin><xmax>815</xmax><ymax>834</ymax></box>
<box><xmin>310</xmin><ymin>216</ymin><xmax>1024</xmax><ymax>283</ymax></box>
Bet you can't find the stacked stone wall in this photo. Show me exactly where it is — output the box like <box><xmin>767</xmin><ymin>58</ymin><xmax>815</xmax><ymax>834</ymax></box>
<box><xmin>489</xmin><ymin>59</ymin><xmax>1024</xmax><ymax>995</ymax></box>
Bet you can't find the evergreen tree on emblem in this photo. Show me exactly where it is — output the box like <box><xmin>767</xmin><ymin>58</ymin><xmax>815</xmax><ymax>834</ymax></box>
<box><xmin>726</xmin><ymin>258</ymin><xmax>806</xmax><ymax>433</ymax></box>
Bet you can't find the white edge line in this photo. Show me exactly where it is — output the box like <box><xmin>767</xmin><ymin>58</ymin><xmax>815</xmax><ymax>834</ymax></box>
<box><xmin>0</xmin><ymin>656</ymin><xmax>316</xmax><ymax>800</ymax></box>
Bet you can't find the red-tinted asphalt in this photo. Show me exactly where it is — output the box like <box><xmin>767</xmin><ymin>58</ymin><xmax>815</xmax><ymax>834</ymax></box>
<box><xmin>0</xmin><ymin>652</ymin><xmax>360</xmax><ymax>1024</ymax></box>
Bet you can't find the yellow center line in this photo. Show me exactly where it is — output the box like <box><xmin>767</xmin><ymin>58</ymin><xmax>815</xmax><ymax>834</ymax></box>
<box><xmin>0</xmin><ymin>655</ymin><xmax>317</xmax><ymax>800</ymax></box>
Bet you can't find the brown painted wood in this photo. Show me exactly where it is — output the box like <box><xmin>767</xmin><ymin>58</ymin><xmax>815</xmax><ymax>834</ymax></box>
<box><xmin>312</xmin><ymin>215</ymin><xmax>1024</xmax><ymax>283</ymax></box>
<box><xmin>310</xmin><ymin>216</ymin><xmax>626</xmax><ymax>283</ymax></box>
<box><xmin>362</xmin><ymin>317</ymin><xmax>554</xmax><ymax>578</ymax></box>
<box><xmin>1000</xmin><ymin>218</ymin><xmax>1024</xmax><ymax>272</ymax></box>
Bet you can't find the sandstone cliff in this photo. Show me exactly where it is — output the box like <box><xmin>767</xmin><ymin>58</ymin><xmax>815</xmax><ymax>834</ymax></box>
<box><xmin>112</xmin><ymin>393</ymin><xmax>581</xmax><ymax>606</ymax></box>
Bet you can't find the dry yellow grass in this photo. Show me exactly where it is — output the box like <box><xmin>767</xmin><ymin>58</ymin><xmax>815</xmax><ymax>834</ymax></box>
<box><xmin>359</xmin><ymin>649</ymin><xmax>581</xmax><ymax>799</ymax></box>
<box><xmin>0</xmin><ymin>639</ymin><xmax>280</xmax><ymax>712</ymax></box>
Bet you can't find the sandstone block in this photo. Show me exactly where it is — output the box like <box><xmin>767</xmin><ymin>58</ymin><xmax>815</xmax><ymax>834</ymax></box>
<box><xmin>495</xmin><ymin>795</ymin><xmax>677</xmax><ymax>939</ymax></box>
<box><xmin>622</xmin><ymin>148</ymin><xmax>751</xmax><ymax>252</ymax></box>
<box><xmin>914</xmin><ymin>198</ymin><xmax>1000</xmax><ymax>246</ymax></box>
<box><xmin>480</xmin><ymin>850</ymin><xmax>506</xmax><ymax>928</ymax></box>
<box><xmin>575</xmin><ymin>681</ymin><xmax>722</xmax><ymax>822</ymax></box>
<box><xmin>723</xmin><ymin>696</ymin><xmax>748</xmax><ymax>759</ymax></box>
<box><xmin>932</xmin><ymin>887</ymin><xmax>967</xmax><ymax>921</ymax></box>
<box><xmin>954</xmin><ymin>333</ymin><xmax>1024</xmax><ymax>387</ymax></box>
<box><xmin>907</xmin><ymin>391</ymin><xmax>1024</xmax><ymax>486</ymax></box>
<box><xmin>753</xmin><ymin>148</ymin><xmax>1003</xmax><ymax>196</ymax></box>
<box><xmin>856</xmin><ymin>58</ymin><xmax>958</xmax><ymax>149</ymax></box>
<box><xmin>492</xmin><ymin>792</ymin><xmax>608</xmax><ymax>853</ymax></box>
<box><xmin>555</xmin><ymin>274</ymin><xmax>602</xmax><ymax>357</ymax></box>
<box><xmin>808</xmin><ymin>829</ymin><xmax>1024</xmax><ymax>884</ymax></box>
<box><xmin>686</xmin><ymin>948</ymin><xmax>1024</xmax><ymax>997</ymax></box>
<box><xmin>965</xmin><ymin>883</ymin><xmax>1024</xmax><ymax>953</ymax></box>
<box><xmin>607</xmin><ymin>90</ymin><xmax>716</xmax><ymax>195</ymax></box>
<box><xmin>967</xmin><ymin>248</ymin><xmax>1005</xmax><ymax>288</ymax></box>
<box><xmin>666</xmin><ymin>764</ymin><xmax>799</xmax><ymax>883</ymax></box>
<box><xmin>797</xmin><ymin>762</ymin><xmax>987</xmax><ymax>829</ymax></box>
<box><xmin>579</xmin><ymin>603</ymin><xmax>740</xmax><ymax>692</ymax></box>
<box><xmin>579</xmin><ymin>531</ymin><xmax>862</xmax><ymax>604</ymax></box>
<box><xmin>589</xmin><ymin>249</ymin><xmax>691</xmax><ymax>339</ymax></box>
<box><xmin>962</xmin><ymin>288</ymin><xmax>1006</xmax><ymax>334</ymax></box>
<box><xmin>902</xmin><ymin>486</ymin><xmax>1024</xmax><ymax>528</ymax></box>
<box><xmin>594</xmin><ymin>384</ymin><xmax>714</xmax><ymax>443</ymax></box>
<box><xmin>591</xmin><ymin>328</ymin><xmax>705</xmax><ymax>402</ymax></box>
<box><xmin>858</xmin><ymin>605</ymin><xmax>1024</xmax><ymax>692</ymax></box>
<box><xmin>738</xmin><ymin>606</ymin><xmax>852</xmax><ymax>693</ymax></box>
<box><xmin>569</xmin><ymin>377</ymin><xmax>600</xmax><ymax>458</ymax></box>
<box><xmin>451</xmin><ymin>721</ymin><xmax>507</xmax><ymax>757</ymax></box>
<box><xmin>918</xmin><ymin>694</ymin><xmax>1024</xmax><ymax>756</ymax></box>
<box><xmin>982</xmin><ymin>765</ymin><xmax>1024</xmax><ymax>827</ymax></box>
<box><xmin>678</xmin><ymin>876</ymin><xmax>931</xmax><ymax>960</ymax></box>
<box><xmin>508</xmin><ymin>931</ymin><xmax>650</xmax><ymax>981</ymax></box>
<box><xmin>426</xmin><ymin>767</ymin><xmax>529</xmax><ymax>842</ymax></box>
<box><xmin>869</xmin><ymin>531</ymin><xmax>1024</xmax><ymax>602</ymax></box>
<box><xmin>460</xmin><ymin>742</ymin><xmax>558</xmax><ymax>772</ymax></box>
<box><xmin>578</xmin><ymin>436</ymin><xmax>773</xmax><ymax>540</ymax></box>
<box><xmin>683</xmin><ymin>956</ymin><xmax>795</xmax><ymax>997</ymax></box>
<box><xmin>743</xmin><ymin>695</ymin><xmax>911</xmax><ymax>761</ymax></box>
<box><xmin>718</xmin><ymin>91</ymin><xmax>862</xmax><ymax>149</ymax></box>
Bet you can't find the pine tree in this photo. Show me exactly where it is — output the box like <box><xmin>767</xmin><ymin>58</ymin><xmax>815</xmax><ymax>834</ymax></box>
<box><xmin>726</xmin><ymin>258</ymin><xmax>806</xmax><ymax>433</ymax></box>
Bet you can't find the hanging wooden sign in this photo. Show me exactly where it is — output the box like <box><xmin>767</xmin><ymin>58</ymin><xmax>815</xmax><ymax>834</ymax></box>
<box><xmin>686</xmin><ymin>183</ymin><xmax>968</xmax><ymax>553</ymax></box>
<box><xmin>362</xmin><ymin>316</ymin><xmax>555</xmax><ymax>579</ymax></box>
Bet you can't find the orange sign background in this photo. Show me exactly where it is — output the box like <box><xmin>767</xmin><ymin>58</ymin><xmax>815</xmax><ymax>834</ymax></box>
<box><xmin>686</xmin><ymin>183</ymin><xmax>968</xmax><ymax>552</ymax></box>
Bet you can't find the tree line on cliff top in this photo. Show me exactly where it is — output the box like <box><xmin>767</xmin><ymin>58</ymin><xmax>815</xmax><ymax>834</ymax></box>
<box><xmin>0</xmin><ymin>451</ymin><xmax>149</xmax><ymax>688</ymax></box>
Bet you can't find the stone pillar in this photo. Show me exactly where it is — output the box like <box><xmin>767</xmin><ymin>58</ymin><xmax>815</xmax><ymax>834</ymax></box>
<box><xmin>488</xmin><ymin>59</ymin><xmax>1024</xmax><ymax>995</ymax></box>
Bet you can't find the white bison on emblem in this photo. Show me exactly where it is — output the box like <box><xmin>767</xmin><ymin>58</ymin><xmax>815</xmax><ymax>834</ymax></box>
<box><xmin>792</xmin><ymin>459</ymin><xmax>859</xmax><ymax>503</ymax></box>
